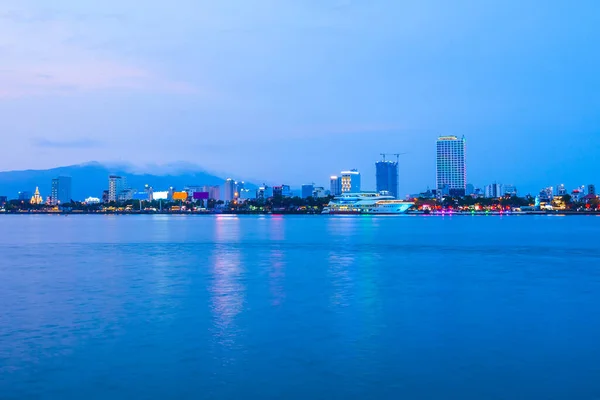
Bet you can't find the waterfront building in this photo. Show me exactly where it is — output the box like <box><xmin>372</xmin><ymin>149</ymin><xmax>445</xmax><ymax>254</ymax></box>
<box><xmin>436</xmin><ymin>135</ymin><xmax>466</xmax><ymax>197</ymax></box>
<box><xmin>503</xmin><ymin>185</ymin><xmax>517</xmax><ymax>197</ymax></box>
<box><xmin>30</xmin><ymin>187</ymin><xmax>43</xmax><ymax>205</ymax></box>
<box><xmin>376</xmin><ymin>159</ymin><xmax>399</xmax><ymax>198</ymax></box>
<box><xmin>588</xmin><ymin>184</ymin><xmax>596</xmax><ymax>196</ymax></box>
<box><xmin>302</xmin><ymin>184</ymin><xmax>314</xmax><ymax>199</ymax></box>
<box><xmin>224</xmin><ymin>178</ymin><xmax>236</xmax><ymax>202</ymax></box>
<box><xmin>330</xmin><ymin>176</ymin><xmax>342</xmax><ymax>196</ymax></box>
<box><xmin>50</xmin><ymin>176</ymin><xmax>72</xmax><ymax>205</ymax></box>
<box><xmin>313</xmin><ymin>187</ymin><xmax>327</xmax><ymax>198</ymax></box>
<box><xmin>557</xmin><ymin>184</ymin><xmax>567</xmax><ymax>196</ymax></box>
<box><xmin>85</xmin><ymin>197</ymin><xmax>101</xmax><ymax>204</ymax></box>
<box><xmin>201</xmin><ymin>185</ymin><xmax>221</xmax><ymax>200</ymax></box>
<box><xmin>235</xmin><ymin>181</ymin><xmax>245</xmax><ymax>199</ymax></box>
<box><xmin>256</xmin><ymin>185</ymin><xmax>273</xmax><ymax>200</ymax></box>
<box><xmin>273</xmin><ymin>185</ymin><xmax>292</xmax><ymax>198</ymax></box>
<box><xmin>466</xmin><ymin>183</ymin><xmax>475</xmax><ymax>196</ymax></box>
<box><xmin>539</xmin><ymin>187</ymin><xmax>554</xmax><ymax>202</ymax></box>
<box><xmin>117</xmin><ymin>188</ymin><xmax>135</xmax><ymax>202</ymax></box>
<box><xmin>341</xmin><ymin>169</ymin><xmax>361</xmax><ymax>193</ymax></box>
<box><xmin>108</xmin><ymin>175</ymin><xmax>126</xmax><ymax>202</ymax></box>
<box><xmin>484</xmin><ymin>183</ymin><xmax>503</xmax><ymax>199</ymax></box>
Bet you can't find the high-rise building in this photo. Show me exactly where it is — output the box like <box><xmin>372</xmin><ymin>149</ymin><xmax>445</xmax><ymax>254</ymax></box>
<box><xmin>330</xmin><ymin>176</ymin><xmax>342</xmax><ymax>196</ymax></box>
<box><xmin>484</xmin><ymin>183</ymin><xmax>503</xmax><ymax>198</ymax></box>
<box><xmin>256</xmin><ymin>185</ymin><xmax>273</xmax><ymax>200</ymax></box>
<box><xmin>235</xmin><ymin>181</ymin><xmax>245</xmax><ymax>199</ymax></box>
<box><xmin>50</xmin><ymin>176</ymin><xmax>72</xmax><ymax>205</ymax></box>
<box><xmin>341</xmin><ymin>169</ymin><xmax>361</xmax><ymax>193</ymax></box>
<box><xmin>375</xmin><ymin>159</ymin><xmax>399</xmax><ymax>198</ymax></box>
<box><xmin>503</xmin><ymin>185</ymin><xmax>517</xmax><ymax>197</ymax></box>
<box><xmin>201</xmin><ymin>185</ymin><xmax>221</xmax><ymax>200</ymax></box>
<box><xmin>588</xmin><ymin>184</ymin><xmax>596</xmax><ymax>196</ymax></box>
<box><xmin>108</xmin><ymin>175</ymin><xmax>126</xmax><ymax>202</ymax></box>
<box><xmin>436</xmin><ymin>135</ymin><xmax>466</xmax><ymax>197</ymax></box>
<box><xmin>224</xmin><ymin>178</ymin><xmax>236</xmax><ymax>202</ymax></box>
<box><xmin>557</xmin><ymin>184</ymin><xmax>567</xmax><ymax>196</ymax></box>
<box><xmin>272</xmin><ymin>185</ymin><xmax>292</xmax><ymax>198</ymax></box>
<box><xmin>302</xmin><ymin>184</ymin><xmax>314</xmax><ymax>199</ymax></box>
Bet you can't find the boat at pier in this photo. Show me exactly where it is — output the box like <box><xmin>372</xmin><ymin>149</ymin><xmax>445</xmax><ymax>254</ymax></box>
<box><xmin>322</xmin><ymin>193</ymin><xmax>414</xmax><ymax>215</ymax></box>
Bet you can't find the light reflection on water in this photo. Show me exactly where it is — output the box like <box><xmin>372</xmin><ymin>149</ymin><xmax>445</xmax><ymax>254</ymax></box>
<box><xmin>210</xmin><ymin>216</ymin><xmax>245</xmax><ymax>350</ymax></box>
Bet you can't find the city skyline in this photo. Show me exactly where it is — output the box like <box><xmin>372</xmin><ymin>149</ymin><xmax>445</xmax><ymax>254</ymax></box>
<box><xmin>1</xmin><ymin>1</ymin><xmax>599</xmax><ymax>195</ymax></box>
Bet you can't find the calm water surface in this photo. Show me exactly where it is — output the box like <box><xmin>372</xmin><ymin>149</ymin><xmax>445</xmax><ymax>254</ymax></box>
<box><xmin>1</xmin><ymin>215</ymin><xmax>599</xmax><ymax>399</ymax></box>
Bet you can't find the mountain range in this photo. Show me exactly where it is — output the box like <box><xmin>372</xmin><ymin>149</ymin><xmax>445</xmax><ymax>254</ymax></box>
<box><xmin>0</xmin><ymin>162</ymin><xmax>236</xmax><ymax>200</ymax></box>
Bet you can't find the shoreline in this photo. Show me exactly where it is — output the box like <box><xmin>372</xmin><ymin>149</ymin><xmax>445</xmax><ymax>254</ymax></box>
<box><xmin>1</xmin><ymin>211</ymin><xmax>599</xmax><ymax>216</ymax></box>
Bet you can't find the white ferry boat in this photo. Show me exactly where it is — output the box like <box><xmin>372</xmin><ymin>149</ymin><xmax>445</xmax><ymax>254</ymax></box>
<box><xmin>322</xmin><ymin>192</ymin><xmax>414</xmax><ymax>215</ymax></box>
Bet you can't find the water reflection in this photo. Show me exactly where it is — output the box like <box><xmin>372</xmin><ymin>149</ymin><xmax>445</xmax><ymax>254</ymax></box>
<box><xmin>269</xmin><ymin>216</ymin><xmax>286</xmax><ymax>306</ymax></box>
<box><xmin>210</xmin><ymin>216</ymin><xmax>245</xmax><ymax>350</ymax></box>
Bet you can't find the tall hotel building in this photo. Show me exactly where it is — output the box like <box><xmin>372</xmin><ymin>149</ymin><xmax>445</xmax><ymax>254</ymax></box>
<box><xmin>375</xmin><ymin>159</ymin><xmax>399</xmax><ymax>198</ymax></box>
<box><xmin>436</xmin><ymin>135</ymin><xmax>466</xmax><ymax>197</ymax></box>
<box><xmin>341</xmin><ymin>169</ymin><xmax>361</xmax><ymax>193</ymax></box>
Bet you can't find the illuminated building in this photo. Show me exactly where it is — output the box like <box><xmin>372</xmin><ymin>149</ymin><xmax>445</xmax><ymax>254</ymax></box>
<box><xmin>50</xmin><ymin>176</ymin><xmax>72</xmax><ymax>205</ymax></box>
<box><xmin>557</xmin><ymin>184</ymin><xmax>567</xmax><ymax>196</ymax></box>
<box><xmin>256</xmin><ymin>185</ymin><xmax>273</xmax><ymax>200</ymax></box>
<box><xmin>201</xmin><ymin>185</ymin><xmax>220</xmax><ymax>200</ymax></box>
<box><xmin>30</xmin><ymin>187</ymin><xmax>43</xmax><ymax>205</ymax></box>
<box><xmin>330</xmin><ymin>176</ymin><xmax>342</xmax><ymax>196</ymax></box>
<box><xmin>436</xmin><ymin>135</ymin><xmax>466</xmax><ymax>197</ymax></box>
<box><xmin>503</xmin><ymin>185</ymin><xmax>517</xmax><ymax>196</ymax></box>
<box><xmin>224</xmin><ymin>178</ymin><xmax>236</xmax><ymax>202</ymax></box>
<box><xmin>376</xmin><ymin>158</ymin><xmax>399</xmax><ymax>198</ymax></box>
<box><xmin>341</xmin><ymin>169</ymin><xmax>361</xmax><ymax>193</ymax></box>
<box><xmin>85</xmin><ymin>197</ymin><xmax>101</xmax><ymax>204</ymax></box>
<box><xmin>273</xmin><ymin>185</ymin><xmax>292</xmax><ymax>198</ymax></box>
<box><xmin>108</xmin><ymin>175</ymin><xmax>126</xmax><ymax>202</ymax></box>
<box><xmin>302</xmin><ymin>184</ymin><xmax>314</xmax><ymax>199</ymax></box>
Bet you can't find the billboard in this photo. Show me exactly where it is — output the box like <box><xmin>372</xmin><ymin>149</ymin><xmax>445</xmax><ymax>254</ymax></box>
<box><xmin>153</xmin><ymin>191</ymin><xmax>169</xmax><ymax>200</ymax></box>
<box><xmin>193</xmin><ymin>192</ymin><xmax>209</xmax><ymax>200</ymax></box>
<box><xmin>172</xmin><ymin>191</ymin><xmax>188</xmax><ymax>201</ymax></box>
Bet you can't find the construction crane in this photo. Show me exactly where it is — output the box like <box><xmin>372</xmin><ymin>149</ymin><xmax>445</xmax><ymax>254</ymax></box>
<box><xmin>380</xmin><ymin>153</ymin><xmax>408</xmax><ymax>162</ymax></box>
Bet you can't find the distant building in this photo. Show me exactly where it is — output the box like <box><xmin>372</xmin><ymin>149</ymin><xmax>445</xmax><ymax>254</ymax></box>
<box><xmin>50</xmin><ymin>176</ymin><xmax>72</xmax><ymax>205</ymax></box>
<box><xmin>18</xmin><ymin>191</ymin><xmax>31</xmax><ymax>201</ymax></box>
<box><xmin>102</xmin><ymin>190</ymin><xmax>109</xmax><ymax>203</ymax></box>
<box><xmin>313</xmin><ymin>187</ymin><xmax>327</xmax><ymax>198</ymax></box>
<box><xmin>330</xmin><ymin>176</ymin><xmax>342</xmax><ymax>196</ymax></box>
<box><xmin>341</xmin><ymin>169</ymin><xmax>361</xmax><ymax>193</ymax></box>
<box><xmin>201</xmin><ymin>185</ymin><xmax>221</xmax><ymax>200</ymax></box>
<box><xmin>376</xmin><ymin>159</ymin><xmax>399</xmax><ymax>198</ymax></box>
<box><xmin>588</xmin><ymin>184</ymin><xmax>596</xmax><ymax>196</ymax></box>
<box><xmin>0</xmin><ymin>196</ymin><xmax>7</xmax><ymax>206</ymax></box>
<box><xmin>436</xmin><ymin>135</ymin><xmax>466</xmax><ymax>197</ymax></box>
<box><xmin>256</xmin><ymin>185</ymin><xmax>273</xmax><ymax>200</ymax></box>
<box><xmin>503</xmin><ymin>185</ymin><xmax>517</xmax><ymax>197</ymax></box>
<box><xmin>273</xmin><ymin>185</ymin><xmax>292</xmax><ymax>198</ymax></box>
<box><xmin>539</xmin><ymin>187</ymin><xmax>554</xmax><ymax>202</ymax></box>
<box><xmin>235</xmin><ymin>181</ymin><xmax>245</xmax><ymax>199</ymax></box>
<box><xmin>85</xmin><ymin>197</ymin><xmax>101</xmax><ymax>204</ymax></box>
<box><xmin>108</xmin><ymin>175</ymin><xmax>126</xmax><ymax>202</ymax></box>
<box><xmin>301</xmin><ymin>184</ymin><xmax>314</xmax><ymax>199</ymax></box>
<box><xmin>485</xmin><ymin>184</ymin><xmax>503</xmax><ymax>198</ymax></box>
<box><xmin>117</xmin><ymin>189</ymin><xmax>135</xmax><ymax>202</ymax></box>
<box><xmin>224</xmin><ymin>178</ymin><xmax>236</xmax><ymax>202</ymax></box>
<box><xmin>557</xmin><ymin>184</ymin><xmax>567</xmax><ymax>196</ymax></box>
<box><xmin>466</xmin><ymin>183</ymin><xmax>475</xmax><ymax>196</ymax></box>
<box><xmin>30</xmin><ymin>187</ymin><xmax>43</xmax><ymax>205</ymax></box>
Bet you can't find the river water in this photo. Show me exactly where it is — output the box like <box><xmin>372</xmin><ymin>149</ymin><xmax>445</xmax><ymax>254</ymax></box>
<box><xmin>1</xmin><ymin>215</ymin><xmax>599</xmax><ymax>399</ymax></box>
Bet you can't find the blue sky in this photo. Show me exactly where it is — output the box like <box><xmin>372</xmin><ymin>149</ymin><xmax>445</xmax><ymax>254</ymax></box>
<box><xmin>1</xmin><ymin>0</ymin><xmax>599</xmax><ymax>195</ymax></box>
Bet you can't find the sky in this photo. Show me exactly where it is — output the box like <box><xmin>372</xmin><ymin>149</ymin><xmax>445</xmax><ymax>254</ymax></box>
<box><xmin>1</xmin><ymin>0</ymin><xmax>599</xmax><ymax>195</ymax></box>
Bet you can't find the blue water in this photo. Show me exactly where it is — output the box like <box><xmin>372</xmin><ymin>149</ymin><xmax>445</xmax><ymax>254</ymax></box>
<box><xmin>1</xmin><ymin>215</ymin><xmax>600</xmax><ymax>399</ymax></box>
